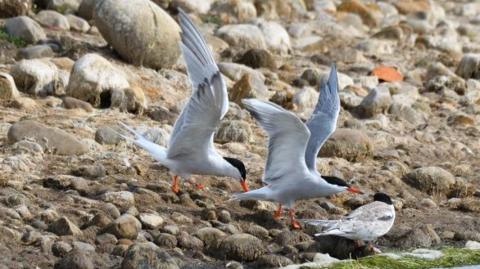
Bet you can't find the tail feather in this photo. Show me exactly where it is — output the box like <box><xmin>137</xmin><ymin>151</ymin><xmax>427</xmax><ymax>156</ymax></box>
<box><xmin>230</xmin><ymin>187</ymin><xmax>272</xmax><ymax>202</ymax></box>
<box><xmin>118</xmin><ymin>122</ymin><xmax>168</xmax><ymax>163</ymax></box>
<box><xmin>315</xmin><ymin>229</ymin><xmax>343</xmax><ymax>237</ymax></box>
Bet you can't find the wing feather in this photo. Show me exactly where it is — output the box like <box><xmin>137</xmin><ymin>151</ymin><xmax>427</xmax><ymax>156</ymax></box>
<box><xmin>304</xmin><ymin>64</ymin><xmax>340</xmax><ymax>171</ymax></box>
<box><xmin>167</xmin><ymin>9</ymin><xmax>228</xmax><ymax>158</ymax></box>
<box><xmin>242</xmin><ymin>99</ymin><xmax>310</xmax><ymax>183</ymax></box>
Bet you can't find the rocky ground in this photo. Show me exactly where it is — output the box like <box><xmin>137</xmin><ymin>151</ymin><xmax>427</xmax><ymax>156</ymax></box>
<box><xmin>1</xmin><ymin>0</ymin><xmax>480</xmax><ymax>268</ymax></box>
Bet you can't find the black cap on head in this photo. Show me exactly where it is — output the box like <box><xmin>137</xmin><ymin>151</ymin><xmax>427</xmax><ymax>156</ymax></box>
<box><xmin>224</xmin><ymin>157</ymin><xmax>246</xmax><ymax>180</ymax></box>
<box><xmin>374</xmin><ymin>192</ymin><xmax>393</xmax><ymax>205</ymax></box>
<box><xmin>322</xmin><ymin>176</ymin><xmax>349</xmax><ymax>187</ymax></box>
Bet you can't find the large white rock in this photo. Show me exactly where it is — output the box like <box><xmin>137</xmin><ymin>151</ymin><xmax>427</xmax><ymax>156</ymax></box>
<box><xmin>66</xmin><ymin>53</ymin><xmax>129</xmax><ymax>107</ymax></box>
<box><xmin>0</xmin><ymin>72</ymin><xmax>20</xmax><ymax>100</ymax></box>
<box><xmin>217</xmin><ymin>24</ymin><xmax>267</xmax><ymax>50</ymax></box>
<box><xmin>255</xmin><ymin>20</ymin><xmax>291</xmax><ymax>55</ymax></box>
<box><xmin>94</xmin><ymin>0</ymin><xmax>181</xmax><ymax>69</ymax></box>
<box><xmin>11</xmin><ymin>59</ymin><xmax>60</xmax><ymax>96</ymax></box>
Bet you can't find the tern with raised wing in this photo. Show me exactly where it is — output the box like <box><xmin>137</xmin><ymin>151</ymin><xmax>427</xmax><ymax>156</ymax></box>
<box><xmin>306</xmin><ymin>192</ymin><xmax>395</xmax><ymax>247</ymax></box>
<box><xmin>119</xmin><ymin>9</ymin><xmax>248</xmax><ymax>193</ymax></box>
<box><xmin>233</xmin><ymin>66</ymin><xmax>361</xmax><ymax>229</ymax></box>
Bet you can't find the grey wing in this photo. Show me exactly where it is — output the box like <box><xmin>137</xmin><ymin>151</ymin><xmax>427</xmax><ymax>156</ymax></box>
<box><xmin>345</xmin><ymin>202</ymin><xmax>394</xmax><ymax>222</ymax></box>
<box><xmin>242</xmin><ymin>99</ymin><xmax>310</xmax><ymax>184</ymax></box>
<box><xmin>304</xmin><ymin>64</ymin><xmax>340</xmax><ymax>171</ymax></box>
<box><xmin>167</xmin><ymin>9</ymin><xmax>228</xmax><ymax>158</ymax></box>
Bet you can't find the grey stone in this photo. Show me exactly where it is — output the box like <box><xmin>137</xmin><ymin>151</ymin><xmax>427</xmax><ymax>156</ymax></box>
<box><xmin>219</xmin><ymin>233</ymin><xmax>265</xmax><ymax>261</ymax></box>
<box><xmin>319</xmin><ymin>128</ymin><xmax>373</xmax><ymax>162</ymax></box>
<box><xmin>62</xmin><ymin>96</ymin><xmax>94</xmax><ymax>112</ymax></box>
<box><xmin>66</xmin><ymin>14</ymin><xmax>89</xmax><ymax>32</ymax></box>
<box><xmin>456</xmin><ymin>53</ymin><xmax>480</xmax><ymax>79</ymax></box>
<box><xmin>17</xmin><ymin>45</ymin><xmax>54</xmax><ymax>59</ymax></box>
<box><xmin>101</xmin><ymin>191</ymin><xmax>135</xmax><ymax>211</ymax></box>
<box><xmin>217</xmin><ymin>24</ymin><xmax>266</xmax><ymax>50</ymax></box>
<box><xmin>94</xmin><ymin>0</ymin><xmax>180</xmax><ymax>69</ymax></box>
<box><xmin>49</xmin><ymin>217</ymin><xmax>82</xmax><ymax>236</ymax></box>
<box><xmin>355</xmin><ymin>87</ymin><xmax>392</xmax><ymax>118</ymax></box>
<box><xmin>154</xmin><ymin>233</ymin><xmax>177</xmax><ymax>248</ymax></box>
<box><xmin>214</xmin><ymin>120</ymin><xmax>252</xmax><ymax>144</ymax></box>
<box><xmin>106</xmin><ymin>214</ymin><xmax>141</xmax><ymax>240</ymax></box>
<box><xmin>35</xmin><ymin>10</ymin><xmax>70</xmax><ymax>30</ymax></box>
<box><xmin>404</xmin><ymin>166</ymin><xmax>456</xmax><ymax>194</ymax></box>
<box><xmin>53</xmin><ymin>249</ymin><xmax>93</xmax><ymax>269</ymax></box>
<box><xmin>121</xmin><ymin>242</ymin><xmax>179</xmax><ymax>269</ymax></box>
<box><xmin>8</xmin><ymin>120</ymin><xmax>88</xmax><ymax>155</ymax></box>
<box><xmin>95</xmin><ymin>126</ymin><xmax>122</xmax><ymax>145</ymax></box>
<box><xmin>5</xmin><ymin>16</ymin><xmax>46</xmax><ymax>44</ymax></box>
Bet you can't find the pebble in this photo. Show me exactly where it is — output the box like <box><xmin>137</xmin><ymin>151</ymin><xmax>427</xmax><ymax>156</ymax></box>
<box><xmin>219</xmin><ymin>233</ymin><xmax>265</xmax><ymax>261</ymax></box>
<box><xmin>101</xmin><ymin>191</ymin><xmax>135</xmax><ymax>211</ymax></box>
<box><xmin>95</xmin><ymin>126</ymin><xmax>122</xmax><ymax>145</ymax></box>
<box><xmin>17</xmin><ymin>45</ymin><xmax>54</xmax><ymax>60</ymax></box>
<box><xmin>8</xmin><ymin>120</ymin><xmax>88</xmax><ymax>155</ymax></box>
<box><xmin>120</xmin><ymin>242</ymin><xmax>179</xmax><ymax>269</ymax></box>
<box><xmin>217</xmin><ymin>24</ymin><xmax>267</xmax><ymax>50</ymax></box>
<box><xmin>105</xmin><ymin>214</ymin><xmax>141</xmax><ymax>240</ymax></box>
<box><xmin>214</xmin><ymin>120</ymin><xmax>252</xmax><ymax>144</ymax></box>
<box><xmin>53</xmin><ymin>250</ymin><xmax>93</xmax><ymax>269</ymax></box>
<box><xmin>319</xmin><ymin>128</ymin><xmax>373</xmax><ymax>161</ymax></box>
<box><xmin>35</xmin><ymin>10</ymin><xmax>70</xmax><ymax>30</ymax></box>
<box><xmin>404</xmin><ymin>166</ymin><xmax>456</xmax><ymax>195</ymax></box>
<box><xmin>48</xmin><ymin>217</ymin><xmax>82</xmax><ymax>236</ymax></box>
<box><xmin>138</xmin><ymin>213</ymin><xmax>164</xmax><ymax>229</ymax></box>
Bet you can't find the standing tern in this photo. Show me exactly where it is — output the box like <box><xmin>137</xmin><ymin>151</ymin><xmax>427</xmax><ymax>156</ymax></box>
<box><xmin>119</xmin><ymin>9</ymin><xmax>248</xmax><ymax>193</ymax></box>
<box><xmin>233</xmin><ymin>66</ymin><xmax>361</xmax><ymax>229</ymax></box>
<box><xmin>305</xmin><ymin>192</ymin><xmax>395</xmax><ymax>248</ymax></box>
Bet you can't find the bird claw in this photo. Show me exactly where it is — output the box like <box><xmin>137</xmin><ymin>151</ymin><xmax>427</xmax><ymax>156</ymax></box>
<box><xmin>291</xmin><ymin>220</ymin><xmax>301</xmax><ymax>229</ymax></box>
<box><xmin>195</xmin><ymin>183</ymin><xmax>204</xmax><ymax>190</ymax></box>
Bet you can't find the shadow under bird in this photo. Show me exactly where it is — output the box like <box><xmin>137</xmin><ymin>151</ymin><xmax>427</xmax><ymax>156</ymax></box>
<box><xmin>233</xmin><ymin>65</ymin><xmax>361</xmax><ymax>229</ymax></box>
<box><xmin>303</xmin><ymin>192</ymin><xmax>395</xmax><ymax>252</ymax></box>
<box><xmin>118</xmin><ymin>9</ymin><xmax>248</xmax><ymax>193</ymax></box>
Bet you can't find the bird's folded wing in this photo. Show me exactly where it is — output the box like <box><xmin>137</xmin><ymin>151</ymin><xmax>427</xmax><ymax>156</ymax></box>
<box><xmin>167</xmin><ymin>9</ymin><xmax>228</xmax><ymax>159</ymax></box>
<box><xmin>304</xmin><ymin>64</ymin><xmax>340</xmax><ymax>171</ymax></box>
<box><xmin>242</xmin><ymin>99</ymin><xmax>310</xmax><ymax>183</ymax></box>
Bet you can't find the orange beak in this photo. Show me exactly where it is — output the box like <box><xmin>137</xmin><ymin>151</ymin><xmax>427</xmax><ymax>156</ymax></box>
<box><xmin>240</xmin><ymin>179</ymin><xmax>249</xmax><ymax>192</ymax></box>
<box><xmin>347</xmin><ymin>186</ymin><xmax>362</xmax><ymax>194</ymax></box>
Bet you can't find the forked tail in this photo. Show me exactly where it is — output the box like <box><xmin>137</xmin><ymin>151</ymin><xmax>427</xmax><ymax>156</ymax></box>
<box><xmin>231</xmin><ymin>186</ymin><xmax>272</xmax><ymax>201</ymax></box>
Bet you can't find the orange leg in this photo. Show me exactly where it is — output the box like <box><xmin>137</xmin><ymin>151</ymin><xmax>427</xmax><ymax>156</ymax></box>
<box><xmin>273</xmin><ymin>203</ymin><xmax>282</xmax><ymax>219</ymax></box>
<box><xmin>288</xmin><ymin>208</ymin><xmax>301</xmax><ymax>229</ymax></box>
<box><xmin>171</xmin><ymin>175</ymin><xmax>179</xmax><ymax>193</ymax></box>
<box><xmin>194</xmin><ymin>183</ymin><xmax>204</xmax><ymax>190</ymax></box>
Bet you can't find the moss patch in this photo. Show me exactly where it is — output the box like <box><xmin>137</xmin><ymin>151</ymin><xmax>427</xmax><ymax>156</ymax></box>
<box><xmin>306</xmin><ymin>248</ymin><xmax>480</xmax><ymax>269</ymax></box>
<box><xmin>0</xmin><ymin>28</ymin><xmax>26</xmax><ymax>47</ymax></box>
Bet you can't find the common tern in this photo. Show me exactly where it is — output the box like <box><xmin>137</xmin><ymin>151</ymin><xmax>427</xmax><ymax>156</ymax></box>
<box><xmin>119</xmin><ymin>9</ymin><xmax>248</xmax><ymax>193</ymax></box>
<box><xmin>306</xmin><ymin>192</ymin><xmax>395</xmax><ymax>247</ymax></box>
<box><xmin>233</xmin><ymin>66</ymin><xmax>361</xmax><ymax>229</ymax></box>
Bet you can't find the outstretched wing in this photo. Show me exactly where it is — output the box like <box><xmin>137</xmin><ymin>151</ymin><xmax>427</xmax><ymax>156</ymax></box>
<box><xmin>167</xmin><ymin>9</ymin><xmax>228</xmax><ymax>158</ymax></box>
<box><xmin>304</xmin><ymin>64</ymin><xmax>340</xmax><ymax>171</ymax></box>
<box><xmin>242</xmin><ymin>99</ymin><xmax>310</xmax><ymax>183</ymax></box>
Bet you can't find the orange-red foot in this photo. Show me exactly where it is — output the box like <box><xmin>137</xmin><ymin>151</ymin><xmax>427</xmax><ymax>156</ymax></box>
<box><xmin>288</xmin><ymin>208</ymin><xmax>301</xmax><ymax>229</ymax></box>
<box><xmin>273</xmin><ymin>204</ymin><xmax>282</xmax><ymax>220</ymax></box>
<box><xmin>291</xmin><ymin>219</ymin><xmax>301</xmax><ymax>229</ymax></box>
<box><xmin>171</xmin><ymin>175</ymin><xmax>180</xmax><ymax>193</ymax></box>
<box><xmin>195</xmin><ymin>183</ymin><xmax>204</xmax><ymax>190</ymax></box>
